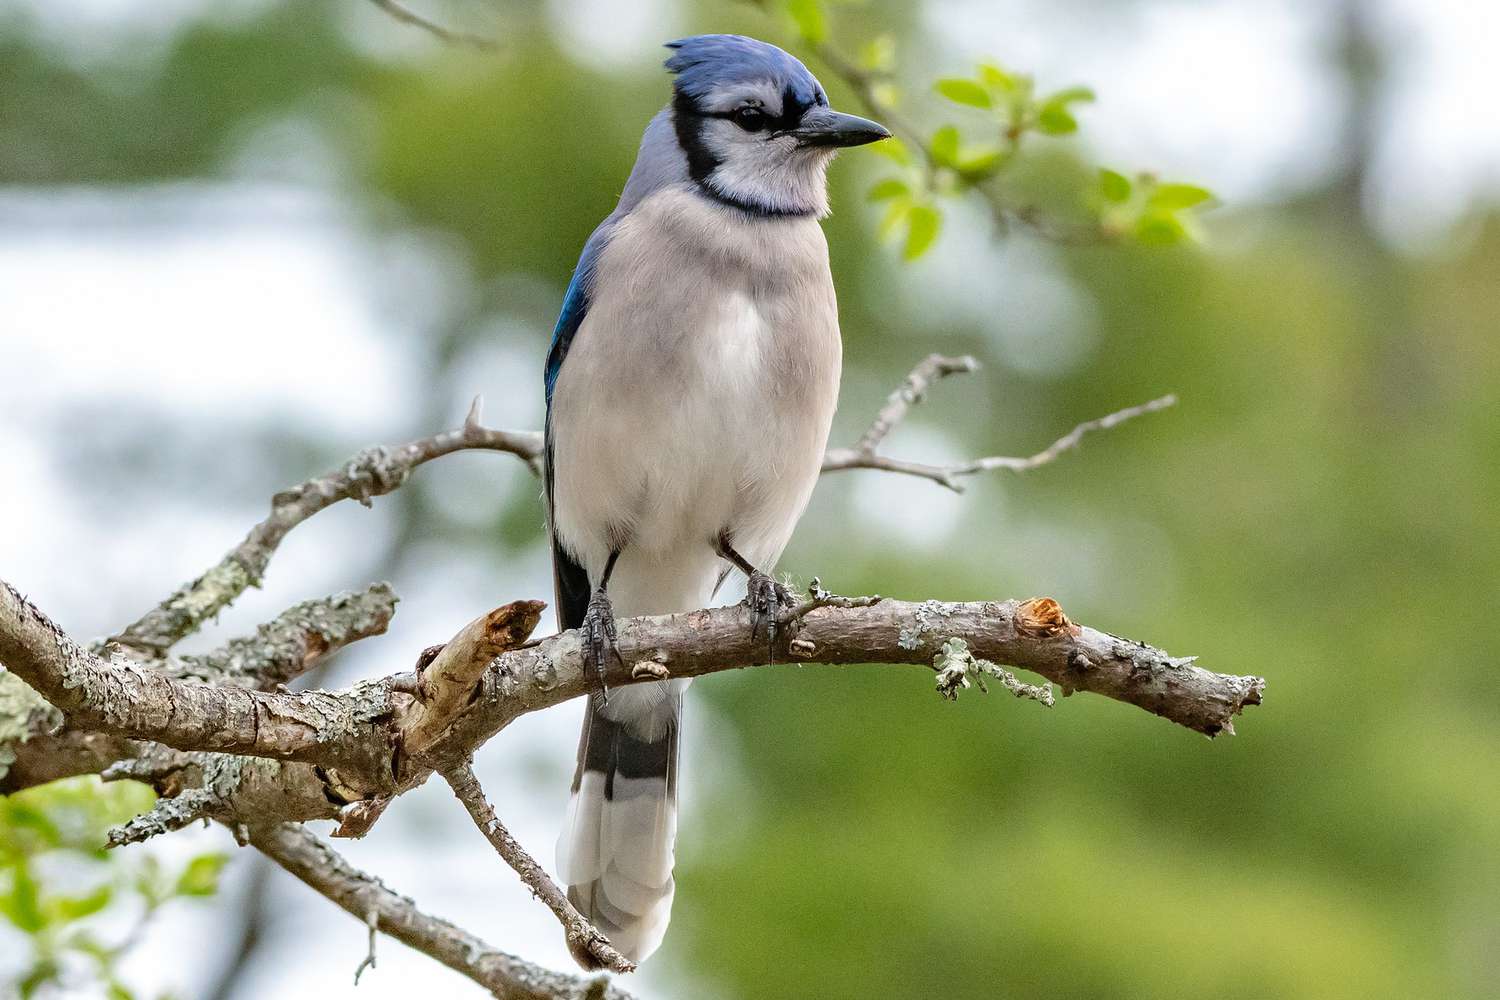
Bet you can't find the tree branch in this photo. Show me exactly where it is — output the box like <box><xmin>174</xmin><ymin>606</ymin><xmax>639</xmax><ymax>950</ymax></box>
<box><xmin>855</xmin><ymin>353</ymin><xmax>979</xmax><ymax>455</ymax></box>
<box><xmin>170</xmin><ymin>584</ymin><xmax>399</xmax><ymax>689</ymax></box>
<box><xmin>399</xmin><ymin>599</ymin><xmax>546</xmax><ymax>763</ymax></box>
<box><xmin>95</xmin><ymin>353</ymin><xmax>1167</xmax><ymax>664</ymax></box>
<box><xmin>363</xmin><ymin>0</ymin><xmax>498</xmax><ymax>50</ymax></box>
<box><xmin>108</xmin><ymin>787</ymin><xmax>220</xmax><ymax>847</ymax></box>
<box><xmin>822</xmin><ymin>355</ymin><xmax>1177</xmax><ymax>491</ymax></box>
<box><xmin>1</xmin><ymin>586</ymin><xmax>397</xmax><ymax>792</ymax></box>
<box><xmin>0</xmin><ymin>689</ymin><xmax>136</xmax><ymax>794</ymax></box>
<box><xmin>109</xmin><ymin>400</ymin><xmax>539</xmax><ymax>657</ymax></box>
<box><xmin>248</xmin><ymin>822</ymin><xmax>634</xmax><ymax>1000</ymax></box>
<box><xmin>5</xmin><ymin>573</ymin><xmax>1261</xmax><ymax>807</ymax></box>
<box><xmin>443</xmin><ymin>762</ymin><xmax>634</xmax><ymax>975</ymax></box>
<box><xmin>1</xmin><ymin>578</ymin><xmax>399</xmax><ymax>773</ymax></box>
<box><xmin>424</xmin><ymin>595</ymin><xmax>1262</xmax><ymax>751</ymax></box>
<box><xmin>0</xmin><ymin>359</ymin><xmax>1251</xmax><ymax>997</ymax></box>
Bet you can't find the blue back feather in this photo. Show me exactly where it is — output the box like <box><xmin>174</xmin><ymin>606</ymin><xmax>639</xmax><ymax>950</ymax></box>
<box><xmin>545</xmin><ymin>219</ymin><xmax>616</xmax><ymax>630</ymax></box>
<box><xmin>544</xmin><ymin>230</ymin><xmax>605</xmax><ymax>407</ymax></box>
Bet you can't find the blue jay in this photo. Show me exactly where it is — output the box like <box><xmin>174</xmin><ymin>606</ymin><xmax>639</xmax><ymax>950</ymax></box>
<box><xmin>545</xmin><ymin>34</ymin><xmax>888</xmax><ymax>965</ymax></box>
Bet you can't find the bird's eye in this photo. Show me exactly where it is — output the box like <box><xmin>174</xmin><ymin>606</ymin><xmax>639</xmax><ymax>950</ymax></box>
<box><xmin>731</xmin><ymin>107</ymin><xmax>768</xmax><ymax>132</ymax></box>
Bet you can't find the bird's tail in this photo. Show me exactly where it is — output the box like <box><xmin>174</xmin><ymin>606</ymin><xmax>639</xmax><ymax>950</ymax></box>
<box><xmin>556</xmin><ymin>680</ymin><xmax>685</xmax><ymax>965</ymax></box>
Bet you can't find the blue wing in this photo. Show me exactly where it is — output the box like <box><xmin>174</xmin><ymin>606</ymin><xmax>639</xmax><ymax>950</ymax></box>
<box><xmin>545</xmin><ymin>221</ymin><xmax>614</xmax><ymax>631</ymax></box>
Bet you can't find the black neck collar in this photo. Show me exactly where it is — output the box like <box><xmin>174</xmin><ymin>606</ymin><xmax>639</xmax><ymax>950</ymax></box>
<box><xmin>694</xmin><ymin>180</ymin><xmax>815</xmax><ymax>219</ymax></box>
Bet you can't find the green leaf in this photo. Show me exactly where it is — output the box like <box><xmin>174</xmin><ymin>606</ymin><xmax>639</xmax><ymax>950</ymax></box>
<box><xmin>1</xmin><ymin>861</ymin><xmax>46</xmax><ymax>932</ymax></box>
<box><xmin>174</xmin><ymin>853</ymin><xmax>228</xmax><ymax>897</ymax></box>
<box><xmin>1043</xmin><ymin>85</ymin><xmax>1096</xmax><ymax>106</ymax></box>
<box><xmin>859</xmin><ymin>35</ymin><xmax>896</xmax><ymax>73</ymax></box>
<box><xmin>870</xmin><ymin>81</ymin><xmax>902</xmax><ymax>111</ymax></box>
<box><xmin>1036</xmin><ymin>87</ymin><xmax>1094</xmax><ymax>135</ymax></box>
<box><xmin>785</xmin><ymin>0</ymin><xmax>827</xmax><ymax>43</ymax></box>
<box><xmin>903</xmin><ymin>204</ymin><xmax>942</xmax><ymax>260</ymax></box>
<box><xmin>868</xmin><ymin>137</ymin><xmax>911</xmax><ymax>166</ymax></box>
<box><xmin>50</xmin><ymin>883</ymin><xmax>113</xmax><ymax>922</ymax></box>
<box><xmin>107</xmin><ymin>981</ymin><xmax>136</xmax><ymax>1000</ymax></box>
<box><xmin>0</xmin><ymin>800</ymin><xmax>63</xmax><ymax>852</ymax></box>
<box><xmin>18</xmin><ymin>960</ymin><xmax>59</xmax><ymax>1000</ymax></box>
<box><xmin>1135</xmin><ymin>212</ymin><xmax>1189</xmax><ymax>246</ymax></box>
<box><xmin>1099</xmin><ymin>168</ymin><xmax>1132</xmax><ymax>203</ymax></box>
<box><xmin>935</xmin><ymin>78</ymin><xmax>992</xmax><ymax>109</ymax></box>
<box><xmin>877</xmin><ymin>199</ymin><xmax>912</xmax><ymax>241</ymax></box>
<box><xmin>1147</xmin><ymin>182</ymin><xmax>1214</xmax><ymax>211</ymax></box>
<box><xmin>64</xmin><ymin>929</ymin><xmax>119</xmax><ymax>963</ymax></box>
<box><xmin>1036</xmin><ymin>106</ymin><xmax>1077</xmax><ymax>134</ymax></box>
<box><xmin>866</xmin><ymin>178</ymin><xmax>910</xmax><ymax>202</ymax></box>
<box><xmin>956</xmin><ymin>146</ymin><xmax>1005</xmax><ymax>179</ymax></box>
<box><xmin>978</xmin><ymin>62</ymin><xmax>1016</xmax><ymax>92</ymax></box>
<box><xmin>929</xmin><ymin>125</ymin><xmax>960</xmax><ymax>167</ymax></box>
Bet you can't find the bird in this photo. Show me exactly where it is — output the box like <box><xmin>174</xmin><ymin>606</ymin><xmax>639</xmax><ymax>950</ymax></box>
<box><xmin>545</xmin><ymin>33</ymin><xmax>888</xmax><ymax>966</ymax></box>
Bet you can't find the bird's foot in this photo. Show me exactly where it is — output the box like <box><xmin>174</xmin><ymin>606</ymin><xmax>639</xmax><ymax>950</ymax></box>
<box><xmin>581</xmin><ymin>588</ymin><xmax>619</xmax><ymax>696</ymax></box>
<box><xmin>745</xmin><ymin>571</ymin><xmax>796</xmax><ymax>651</ymax></box>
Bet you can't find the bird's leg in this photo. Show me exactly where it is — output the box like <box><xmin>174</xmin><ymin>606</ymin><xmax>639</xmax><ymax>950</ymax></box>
<box><xmin>745</xmin><ymin>571</ymin><xmax>795</xmax><ymax>651</ymax></box>
<box><xmin>582</xmin><ymin>549</ymin><xmax>622</xmax><ymax>697</ymax></box>
<box><xmin>715</xmin><ymin>533</ymin><xmax>795</xmax><ymax>653</ymax></box>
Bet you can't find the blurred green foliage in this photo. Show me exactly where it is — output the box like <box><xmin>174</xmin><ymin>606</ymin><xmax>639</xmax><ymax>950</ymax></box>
<box><xmin>774</xmin><ymin>0</ymin><xmax>1216</xmax><ymax>255</ymax></box>
<box><xmin>1</xmin><ymin>0</ymin><xmax>1497</xmax><ymax>998</ymax></box>
<box><xmin>1</xmin><ymin>779</ymin><xmax>227</xmax><ymax>999</ymax></box>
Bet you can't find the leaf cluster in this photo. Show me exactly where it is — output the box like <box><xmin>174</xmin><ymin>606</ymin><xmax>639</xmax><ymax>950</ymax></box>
<box><xmin>1</xmin><ymin>779</ymin><xmax>227</xmax><ymax>1000</ymax></box>
<box><xmin>774</xmin><ymin>0</ymin><xmax>1217</xmax><ymax>256</ymax></box>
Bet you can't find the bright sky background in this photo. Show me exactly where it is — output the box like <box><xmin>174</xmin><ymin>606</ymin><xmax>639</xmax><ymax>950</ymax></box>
<box><xmin>2</xmin><ymin>0</ymin><xmax>1496</xmax><ymax>997</ymax></box>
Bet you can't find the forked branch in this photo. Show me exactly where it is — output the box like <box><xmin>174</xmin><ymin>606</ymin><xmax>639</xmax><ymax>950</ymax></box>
<box><xmin>822</xmin><ymin>354</ymin><xmax>1177</xmax><ymax>491</ymax></box>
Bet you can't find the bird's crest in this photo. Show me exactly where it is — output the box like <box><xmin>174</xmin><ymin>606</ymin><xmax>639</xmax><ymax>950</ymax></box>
<box><xmin>664</xmin><ymin>34</ymin><xmax>825</xmax><ymax>109</ymax></box>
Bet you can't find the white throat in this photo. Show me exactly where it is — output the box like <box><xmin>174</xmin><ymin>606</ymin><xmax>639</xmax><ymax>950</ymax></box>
<box><xmin>705</xmin><ymin>143</ymin><xmax>835</xmax><ymax>217</ymax></box>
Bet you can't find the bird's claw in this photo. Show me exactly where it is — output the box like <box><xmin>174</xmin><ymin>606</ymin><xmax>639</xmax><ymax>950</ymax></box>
<box><xmin>581</xmin><ymin>588</ymin><xmax>619</xmax><ymax>697</ymax></box>
<box><xmin>745</xmin><ymin>571</ymin><xmax>796</xmax><ymax>653</ymax></box>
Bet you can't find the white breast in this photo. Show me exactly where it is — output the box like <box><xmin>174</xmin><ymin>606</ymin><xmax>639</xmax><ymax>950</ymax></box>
<box><xmin>548</xmin><ymin>185</ymin><xmax>842</xmax><ymax>619</ymax></box>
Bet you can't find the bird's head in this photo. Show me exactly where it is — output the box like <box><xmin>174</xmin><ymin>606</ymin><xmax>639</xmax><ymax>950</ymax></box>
<box><xmin>665</xmin><ymin>34</ymin><xmax>890</xmax><ymax>218</ymax></box>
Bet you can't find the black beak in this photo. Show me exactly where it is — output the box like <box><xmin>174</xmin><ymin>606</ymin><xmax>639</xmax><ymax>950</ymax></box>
<box><xmin>786</xmin><ymin>106</ymin><xmax>891</xmax><ymax>148</ymax></box>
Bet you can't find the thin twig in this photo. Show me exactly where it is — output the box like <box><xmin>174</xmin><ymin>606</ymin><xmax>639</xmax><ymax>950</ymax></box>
<box><xmin>353</xmin><ymin>908</ymin><xmax>378</xmax><ymax>985</ymax></box>
<box><xmin>934</xmin><ymin>637</ymin><xmax>1055</xmax><ymax>705</ymax></box>
<box><xmin>811</xmin><ymin>41</ymin><xmax>929</xmax><ymax>154</ymax></box>
<box><xmin>102</xmin><ymin>356</ymin><xmax>1164</xmax><ymax>656</ymax></box>
<box><xmin>854</xmin><ymin>353</ymin><xmax>979</xmax><ymax>455</ymax></box>
<box><xmin>107</xmin><ymin>787</ymin><xmax>220</xmax><ymax>847</ymax></box>
<box><xmin>824</xmin><ymin>382</ymin><xmax>1178</xmax><ymax>493</ymax></box>
<box><xmin>110</xmin><ymin>398</ymin><xmax>540</xmax><ymax>656</ymax></box>
<box><xmin>780</xmin><ymin>576</ymin><xmax>883</xmax><ymax>626</ymax></box>
<box><xmin>959</xmin><ymin>394</ymin><xmax>1179</xmax><ymax>474</ymax></box>
<box><xmin>364</xmin><ymin>0</ymin><xmax>498</xmax><ymax>50</ymax></box>
<box><xmin>808</xmin><ymin>39</ymin><xmax>1109</xmax><ymax>244</ymax></box>
<box><xmin>169</xmin><ymin>584</ymin><xmax>398</xmax><ymax>689</ymax></box>
<box><xmin>249</xmin><ymin>823</ymin><xmax>634</xmax><ymax>999</ymax></box>
<box><xmin>442</xmin><ymin>761</ymin><xmax>635</xmax><ymax>975</ymax></box>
